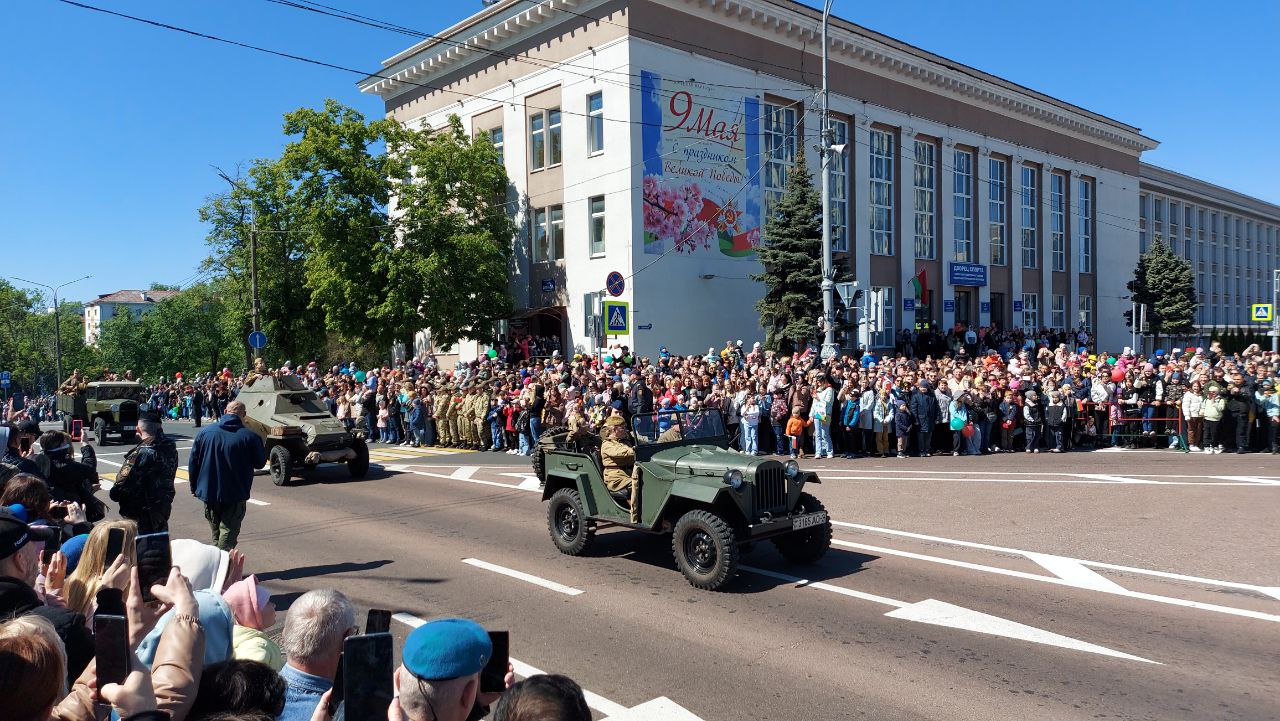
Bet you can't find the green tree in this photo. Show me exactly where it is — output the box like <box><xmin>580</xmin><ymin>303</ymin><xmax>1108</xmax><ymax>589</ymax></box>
<box><xmin>752</xmin><ymin>150</ymin><xmax>822</xmax><ymax>352</ymax></box>
<box><xmin>0</xmin><ymin>281</ymin><xmax>99</xmax><ymax>392</ymax></box>
<box><xmin>95</xmin><ymin>283</ymin><xmax>242</xmax><ymax>380</ymax></box>
<box><xmin>1127</xmin><ymin>236</ymin><xmax>1198</xmax><ymax>348</ymax></box>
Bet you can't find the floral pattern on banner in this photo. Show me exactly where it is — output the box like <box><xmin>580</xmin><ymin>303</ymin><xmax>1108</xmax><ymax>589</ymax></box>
<box><xmin>640</xmin><ymin>71</ymin><xmax>761</xmax><ymax>257</ymax></box>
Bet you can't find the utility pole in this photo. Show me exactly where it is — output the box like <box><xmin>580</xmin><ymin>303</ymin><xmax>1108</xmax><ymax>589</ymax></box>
<box><xmin>10</xmin><ymin>275</ymin><xmax>90</xmax><ymax>387</ymax></box>
<box><xmin>818</xmin><ymin>0</ymin><xmax>836</xmax><ymax>359</ymax></box>
<box><xmin>215</xmin><ymin>168</ymin><xmax>262</xmax><ymax>359</ymax></box>
<box><xmin>1272</xmin><ymin>268</ymin><xmax>1278</xmax><ymax>353</ymax></box>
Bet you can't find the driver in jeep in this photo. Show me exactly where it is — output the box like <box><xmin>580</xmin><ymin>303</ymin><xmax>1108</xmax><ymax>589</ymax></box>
<box><xmin>599</xmin><ymin>416</ymin><xmax>639</xmax><ymax>523</ymax></box>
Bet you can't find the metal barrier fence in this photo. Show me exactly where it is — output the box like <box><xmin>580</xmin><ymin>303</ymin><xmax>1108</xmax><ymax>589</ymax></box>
<box><xmin>1074</xmin><ymin>401</ymin><xmax>1189</xmax><ymax>453</ymax></box>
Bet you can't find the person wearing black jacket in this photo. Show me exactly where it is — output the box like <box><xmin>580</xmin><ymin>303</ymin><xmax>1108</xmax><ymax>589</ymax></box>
<box><xmin>909</xmin><ymin>382</ymin><xmax>938</xmax><ymax>458</ymax></box>
<box><xmin>0</xmin><ymin>507</ymin><xmax>94</xmax><ymax>684</ymax></box>
<box><xmin>36</xmin><ymin>431</ymin><xmax>104</xmax><ymax>522</ymax></box>
<box><xmin>627</xmin><ymin>373</ymin><xmax>654</xmax><ymax>420</ymax></box>
<box><xmin>1022</xmin><ymin>390</ymin><xmax>1044</xmax><ymax>453</ymax></box>
<box><xmin>1225</xmin><ymin>381</ymin><xmax>1252</xmax><ymax>453</ymax></box>
<box><xmin>111</xmin><ymin>417</ymin><xmax>178</xmax><ymax>534</ymax></box>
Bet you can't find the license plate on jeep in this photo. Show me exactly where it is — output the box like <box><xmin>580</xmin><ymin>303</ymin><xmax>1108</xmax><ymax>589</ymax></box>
<box><xmin>123</xmin><ymin>425</ymin><xmax>136</xmax><ymax>431</ymax></box>
<box><xmin>792</xmin><ymin>512</ymin><xmax>828</xmax><ymax>530</ymax></box>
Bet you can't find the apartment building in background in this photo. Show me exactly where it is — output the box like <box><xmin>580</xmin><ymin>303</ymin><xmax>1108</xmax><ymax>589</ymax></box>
<box><xmin>360</xmin><ymin>0</ymin><xmax>1272</xmax><ymax>356</ymax></box>
<box><xmin>83</xmin><ymin>289</ymin><xmax>178</xmax><ymax>346</ymax></box>
<box><xmin>1138</xmin><ymin>163</ymin><xmax>1280</xmax><ymax>334</ymax></box>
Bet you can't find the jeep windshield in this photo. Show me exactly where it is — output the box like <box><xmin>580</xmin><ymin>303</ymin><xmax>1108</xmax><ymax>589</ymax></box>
<box><xmin>274</xmin><ymin>392</ymin><xmax>328</xmax><ymax>415</ymax></box>
<box><xmin>89</xmin><ymin>385</ymin><xmax>148</xmax><ymax>403</ymax></box>
<box><xmin>630</xmin><ymin>409</ymin><xmax>727</xmax><ymax>446</ymax></box>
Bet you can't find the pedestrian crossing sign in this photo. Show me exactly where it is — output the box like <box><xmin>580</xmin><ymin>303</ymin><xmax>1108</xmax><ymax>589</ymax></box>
<box><xmin>1251</xmin><ymin>303</ymin><xmax>1273</xmax><ymax>322</ymax></box>
<box><xmin>603</xmin><ymin>300</ymin><xmax>630</xmax><ymax>334</ymax></box>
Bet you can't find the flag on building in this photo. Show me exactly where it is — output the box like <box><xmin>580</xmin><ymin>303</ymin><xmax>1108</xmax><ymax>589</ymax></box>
<box><xmin>909</xmin><ymin>268</ymin><xmax>928</xmax><ymax>300</ymax></box>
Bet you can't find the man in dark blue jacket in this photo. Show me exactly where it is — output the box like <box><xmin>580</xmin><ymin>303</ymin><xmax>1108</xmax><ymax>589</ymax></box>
<box><xmin>909</xmin><ymin>381</ymin><xmax>939</xmax><ymax>457</ymax></box>
<box><xmin>188</xmin><ymin>400</ymin><xmax>266</xmax><ymax>550</ymax></box>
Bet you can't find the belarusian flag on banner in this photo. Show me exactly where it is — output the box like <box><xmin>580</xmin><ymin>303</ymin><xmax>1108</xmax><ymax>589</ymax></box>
<box><xmin>909</xmin><ymin>267</ymin><xmax>927</xmax><ymax>300</ymax></box>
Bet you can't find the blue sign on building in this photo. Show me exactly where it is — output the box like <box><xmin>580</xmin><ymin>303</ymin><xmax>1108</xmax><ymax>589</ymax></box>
<box><xmin>980</xmin><ymin>301</ymin><xmax>991</xmax><ymax>313</ymax></box>
<box><xmin>541</xmin><ymin>279</ymin><xmax>557</xmax><ymax>293</ymax></box>
<box><xmin>943</xmin><ymin>300</ymin><xmax>956</xmax><ymax>313</ymax></box>
<box><xmin>1013</xmin><ymin>300</ymin><xmax>1023</xmax><ymax>313</ymax></box>
<box><xmin>903</xmin><ymin>298</ymin><xmax>915</xmax><ymax>312</ymax></box>
<box><xmin>948</xmin><ymin>262</ymin><xmax>988</xmax><ymax>287</ymax></box>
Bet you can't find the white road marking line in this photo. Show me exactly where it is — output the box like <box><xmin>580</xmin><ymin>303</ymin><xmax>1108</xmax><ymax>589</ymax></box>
<box><xmin>1072</xmin><ymin>473</ymin><xmax>1159</xmax><ymax>484</ymax></box>
<box><xmin>833</xmin><ymin>521</ymin><xmax>1280</xmax><ymax>596</ymax></box>
<box><xmin>739</xmin><ymin>566</ymin><xmax>908</xmax><ymax>608</ymax></box>
<box><xmin>603</xmin><ymin>697</ymin><xmax>706</xmax><ymax>721</ymax></box>
<box><xmin>740</xmin><ymin>566</ymin><xmax>1156</xmax><ymax>663</ymax></box>
<box><xmin>832</xmin><ymin>539</ymin><xmax>1280</xmax><ymax>623</ymax></box>
<box><xmin>401</xmin><ymin>468</ymin><xmax>530</xmax><ymax>491</ymax></box>
<box><xmin>1023</xmin><ymin>553</ymin><xmax>1129</xmax><ymax>593</ymax></box>
<box><xmin>393</xmin><ymin>613</ymin><xmax>628</xmax><ymax>717</ymax></box>
<box><xmin>247</xmin><ymin>499</ymin><xmax>270</xmax><ymax>506</ymax></box>
<box><xmin>1210</xmin><ymin>475</ymin><xmax>1280</xmax><ymax>486</ymax></box>
<box><xmin>450</xmin><ymin>466</ymin><xmax>479</xmax><ymax>480</ymax></box>
<box><xmin>462</xmin><ymin>558</ymin><xmax>584</xmax><ymax>596</ymax></box>
<box><xmin>818</xmin><ymin>474</ymin><xmax>1266</xmax><ymax>486</ymax></box>
<box><xmin>885</xmin><ymin>599</ymin><xmax>1160</xmax><ymax>664</ymax></box>
<box><xmin>820</xmin><ymin>468</ymin><xmax>1280</xmax><ymax>480</ymax></box>
<box><xmin>500</xmin><ymin>472</ymin><xmax>544</xmax><ymax>491</ymax></box>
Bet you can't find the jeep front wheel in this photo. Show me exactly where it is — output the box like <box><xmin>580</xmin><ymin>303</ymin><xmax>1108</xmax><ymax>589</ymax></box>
<box><xmin>672</xmin><ymin>510</ymin><xmax>739</xmax><ymax>591</ymax></box>
<box><xmin>547</xmin><ymin>488</ymin><xmax>594</xmax><ymax>555</ymax></box>
<box><xmin>771</xmin><ymin>492</ymin><xmax>832</xmax><ymax>564</ymax></box>
<box><xmin>268</xmin><ymin>445</ymin><xmax>293</xmax><ymax>486</ymax></box>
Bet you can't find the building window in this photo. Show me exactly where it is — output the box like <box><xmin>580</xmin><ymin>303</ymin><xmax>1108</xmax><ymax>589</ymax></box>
<box><xmin>532</xmin><ymin>205</ymin><xmax>564</xmax><ymax>262</ymax></box>
<box><xmin>913</xmin><ymin>140</ymin><xmax>936</xmax><ymax>259</ymax></box>
<box><xmin>871</xmin><ymin>286</ymin><xmax>895</xmax><ymax>348</ymax></box>
<box><xmin>1021</xmin><ymin>293</ymin><xmax>1039</xmax><ymax>333</ymax></box>
<box><xmin>489</xmin><ymin>127</ymin><xmax>504</xmax><ymax>165</ymax></box>
<box><xmin>763</xmin><ymin>102</ymin><xmax>797</xmax><ymax>217</ymax></box>
<box><xmin>588</xmin><ymin>196</ymin><xmax>606</xmax><ymax>257</ymax></box>
<box><xmin>1050</xmin><ymin>172</ymin><xmax>1066</xmax><ymax>271</ymax></box>
<box><xmin>1051</xmin><ymin>294</ymin><xmax>1066</xmax><ymax>331</ymax></box>
<box><xmin>529</xmin><ymin>113</ymin><xmax>545</xmax><ymax>170</ymax></box>
<box><xmin>952</xmin><ymin>149</ymin><xmax>973</xmax><ymax>262</ymax></box>
<box><xmin>1077</xmin><ymin>178</ymin><xmax>1093</xmax><ymax>273</ymax></box>
<box><xmin>1078</xmin><ymin>295</ymin><xmax>1093</xmax><ymax>332</ymax></box>
<box><xmin>1021</xmin><ymin>166</ymin><xmax>1038</xmax><ymax>268</ymax></box>
<box><xmin>548</xmin><ymin>108</ymin><xmax>562</xmax><ymax>166</ymax></box>
<box><xmin>587</xmin><ymin>92</ymin><xmax>604</xmax><ymax>154</ymax></box>
<box><xmin>830</xmin><ymin>119</ymin><xmax>849</xmax><ymax>252</ymax></box>
<box><xmin>869</xmin><ymin>129</ymin><xmax>895</xmax><ymax>255</ymax></box>
<box><xmin>988</xmin><ymin>157</ymin><xmax>1007</xmax><ymax>266</ymax></box>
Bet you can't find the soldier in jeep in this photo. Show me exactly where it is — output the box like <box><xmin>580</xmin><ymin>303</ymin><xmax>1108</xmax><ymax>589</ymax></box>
<box><xmin>599</xmin><ymin>416</ymin><xmax>637</xmax><ymax>522</ymax></box>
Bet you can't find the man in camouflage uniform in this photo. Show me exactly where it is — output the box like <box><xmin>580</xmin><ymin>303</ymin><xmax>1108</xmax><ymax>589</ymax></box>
<box><xmin>432</xmin><ymin>385</ymin><xmax>452</xmax><ymax>447</ymax></box>
<box><xmin>469</xmin><ymin>385</ymin><xmax>488</xmax><ymax>450</ymax></box>
<box><xmin>109</xmin><ymin>416</ymin><xmax>178</xmax><ymax>534</ymax></box>
<box><xmin>445</xmin><ymin>385</ymin><xmax>464</xmax><ymax>448</ymax></box>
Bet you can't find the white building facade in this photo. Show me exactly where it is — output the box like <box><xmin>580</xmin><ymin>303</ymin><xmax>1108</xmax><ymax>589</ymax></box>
<box><xmin>1138</xmin><ymin>163</ymin><xmax>1280</xmax><ymax>334</ymax></box>
<box><xmin>83</xmin><ymin>289</ymin><xmax>178</xmax><ymax>346</ymax></box>
<box><xmin>362</xmin><ymin>0</ymin><xmax>1158</xmax><ymax>356</ymax></box>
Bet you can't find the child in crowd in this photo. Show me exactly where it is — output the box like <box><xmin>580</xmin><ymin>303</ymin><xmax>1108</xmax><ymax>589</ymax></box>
<box><xmin>222</xmin><ymin>574</ymin><xmax>283</xmax><ymax>671</ymax></box>
<box><xmin>893</xmin><ymin>401</ymin><xmax>913</xmax><ymax>458</ymax></box>
<box><xmin>785</xmin><ymin>406</ymin><xmax>811</xmax><ymax>459</ymax></box>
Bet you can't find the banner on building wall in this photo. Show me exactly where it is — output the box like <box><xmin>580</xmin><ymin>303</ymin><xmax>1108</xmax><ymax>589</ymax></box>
<box><xmin>640</xmin><ymin>70</ymin><xmax>761</xmax><ymax>257</ymax></box>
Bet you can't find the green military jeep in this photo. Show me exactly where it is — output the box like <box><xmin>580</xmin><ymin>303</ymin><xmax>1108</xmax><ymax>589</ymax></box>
<box><xmin>236</xmin><ymin>375</ymin><xmax>370</xmax><ymax>486</ymax></box>
<box><xmin>536</xmin><ymin>410</ymin><xmax>831</xmax><ymax>591</ymax></box>
<box><xmin>56</xmin><ymin>381</ymin><xmax>149</xmax><ymax>446</ymax></box>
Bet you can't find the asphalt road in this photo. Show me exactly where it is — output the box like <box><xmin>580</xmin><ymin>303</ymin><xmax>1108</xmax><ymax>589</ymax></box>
<box><xmin>82</xmin><ymin>420</ymin><xmax>1279</xmax><ymax>721</ymax></box>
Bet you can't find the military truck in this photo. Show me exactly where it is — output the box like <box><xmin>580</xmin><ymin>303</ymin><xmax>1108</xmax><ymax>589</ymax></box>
<box><xmin>236</xmin><ymin>375</ymin><xmax>369</xmax><ymax>486</ymax></box>
<box><xmin>56</xmin><ymin>381</ymin><xmax>148</xmax><ymax>446</ymax></box>
<box><xmin>535</xmin><ymin>409</ymin><xmax>831</xmax><ymax>591</ymax></box>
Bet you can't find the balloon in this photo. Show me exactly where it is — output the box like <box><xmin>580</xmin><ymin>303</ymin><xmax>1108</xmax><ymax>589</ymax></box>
<box><xmin>486</xmin><ymin>349</ymin><xmax>498</xmax><ymax>359</ymax></box>
<box><xmin>175</xmin><ymin>372</ymin><xmax>182</xmax><ymax>379</ymax></box>
<box><xmin>960</xmin><ymin>423</ymin><xmax>975</xmax><ymax>438</ymax></box>
<box><xmin>1111</xmin><ymin>369</ymin><xmax>1125</xmax><ymax>383</ymax></box>
<box><xmin>354</xmin><ymin>371</ymin><xmax>366</xmax><ymax>382</ymax></box>
<box><xmin>950</xmin><ymin>416</ymin><xmax>965</xmax><ymax>431</ymax></box>
<box><xmin>603</xmin><ymin>355</ymin><xmax>614</xmax><ymax>364</ymax></box>
<box><xmin>1106</xmin><ymin>357</ymin><xmax>1117</xmax><ymax>366</ymax></box>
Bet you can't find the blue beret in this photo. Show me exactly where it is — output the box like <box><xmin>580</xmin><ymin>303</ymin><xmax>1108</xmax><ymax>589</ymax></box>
<box><xmin>403</xmin><ymin>619</ymin><xmax>492</xmax><ymax>680</ymax></box>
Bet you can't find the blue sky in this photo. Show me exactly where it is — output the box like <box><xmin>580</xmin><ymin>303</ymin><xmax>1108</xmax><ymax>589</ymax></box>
<box><xmin>3</xmin><ymin>0</ymin><xmax>1277</xmax><ymax>302</ymax></box>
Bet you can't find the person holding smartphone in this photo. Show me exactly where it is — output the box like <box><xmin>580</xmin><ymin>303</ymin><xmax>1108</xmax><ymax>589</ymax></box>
<box><xmin>393</xmin><ymin>618</ymin><xmax>510</xmax><ymax>721</ymax></box>
<box><xmin>0</xmin><ymin>424</ymin><xmax>44</xmax><ymax>493</ymax></box>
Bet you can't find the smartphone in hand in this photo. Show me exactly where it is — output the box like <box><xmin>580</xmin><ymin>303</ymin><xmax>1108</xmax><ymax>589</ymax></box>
<box><xmin>341</xmin><ymin>633</ymin><xmax>393</xmax><ymax>721</ymax></box>
<box><xmin>327</xmin><ymin>653</ymin><xmax>345</xmax><ymax>716</ymax></box>
<box><xmin>41</xmin><ymin>527</ymin><xmax>64</xmax><ymax>565</ymax></box>
<box><xmin>365</xmin><ymin>608</ymin><xmax>392</xmax><ymax>635</ymax></box>
<box><xmin>103</xmin><ymin>527</ymin><xmax>126</xmax><ymax>571</ymax></box>
<box><xmin>93</xmin><ymin>614</ymin><xmax>130</xmax><ymax>687</ymax></box>
<box><xmin>480</xmin><ymin>631</ymin><xmax>510</xmax><ymax>694</ymax></box>
<box><xmin>134</xmin><ymin>532</ymin><xmax>171</xmax><ymax>602</ymax></box>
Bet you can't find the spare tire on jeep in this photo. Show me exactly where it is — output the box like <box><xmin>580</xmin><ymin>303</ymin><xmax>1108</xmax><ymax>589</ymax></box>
<box><xmin>531</xmin><ymin>425</ymin><xmax>569</xmax><ymax>484</ymax></box>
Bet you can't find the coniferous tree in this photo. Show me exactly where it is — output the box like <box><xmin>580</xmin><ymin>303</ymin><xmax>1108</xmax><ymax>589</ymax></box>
<box><xmin>752</xmin><ymin>149</ymin><xmax>822</xmax><ymax>352</ymax></box>
<box><xmin>1146</xmin><ymin>238</ymin><xmax>1198</xmax><ymax>347</ymax></box>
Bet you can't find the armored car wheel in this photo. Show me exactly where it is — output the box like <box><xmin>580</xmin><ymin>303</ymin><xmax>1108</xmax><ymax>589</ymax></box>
<box><xmin>672</xmin><ymin>510</ymin><xmax>739</xmax><ymax>591</ymax></box>
<box><xmin>94</xmin><ymin>417</ymin><xmax>109</xmax><ymax>446</ymax></box>
<box><xmin>531</xmin><ymin>425</ymin><xmax>569</xmax><ymax>484</ymax></box>
<box><xmin>771</xmin><ymin>492</ymin><xmax>832</xmax><ymax>564</ymax></box>
<box><xmin>348</xmin><ymin>438</ymin><xmax>370</xmax><ymax>479</ymax></box>
<box><xmin>548</xmin><ymin>488</ymin><xmax>594</xmax><ymax>556</ymax></box>
<box><xmin>268</xmin><ymin>445</ymin><xmax>293</xmax><ymax>487</ymax></box>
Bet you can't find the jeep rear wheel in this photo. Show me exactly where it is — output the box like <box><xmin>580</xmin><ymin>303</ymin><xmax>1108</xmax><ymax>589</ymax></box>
<box><xmin>531</xmin><ymin>425</ymin><xmax>569</xmax><ymax>484</ymax></box>
<box><xmin>548</xmin><ymin>488</ymin><xmax>594</xmax><ymax>555</ymax></box>
<box><xmin>268</xmin><ymin>445</ymin><xmax>293</xmax><ymax>486</ymax></box>
<box><xmin>771</xmin><ymin>492</ymin><xmax>832</xmax><ymax>564</ymax></box>
<box><xmin>672</xmin><ymin>510</ymin><xmax>739</xmax><ymax>591</ymax></box>
<box><xmin>94</xmin><ymin>417</ymin><xmax>109</xmax><ymax>446</ymax></box>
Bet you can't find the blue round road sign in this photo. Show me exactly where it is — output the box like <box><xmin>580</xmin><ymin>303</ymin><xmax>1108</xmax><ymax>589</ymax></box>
<box><xmin>606</xmin><ymin>271</ymin><xmax>625</xmax><ymax>297</ymax></box>
<box><xmin>248</xmin><ymin>331</ymin><xmax>268</xmax><ymax>350</ymax></box>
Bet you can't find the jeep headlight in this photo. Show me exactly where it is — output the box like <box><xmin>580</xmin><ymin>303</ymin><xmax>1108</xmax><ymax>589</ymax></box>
<box><xmin>722</xmin><ymin>469</ymin><xmax>744</xmax><ymax>489</ymax></box>
<box><xmin>784</xmin><ymin>460</ymin><xmax>800</xmax><ymax>479</ymax></box>
<box><xmin>111</xmin><ymin>403</ymin><xmax>121</xmax><ymax>413</ymax></box>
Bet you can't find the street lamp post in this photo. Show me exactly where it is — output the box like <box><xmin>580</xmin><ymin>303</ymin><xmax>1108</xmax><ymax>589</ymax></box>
<box><xmin>818</xmin><ymin>0</ymin><xmax>836</xmax><ymax>358</ymax></box>
<box><xmin>10</xmin><ymin>274</ymin><xmax>91</xmax><ymax>387</ymax></box>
